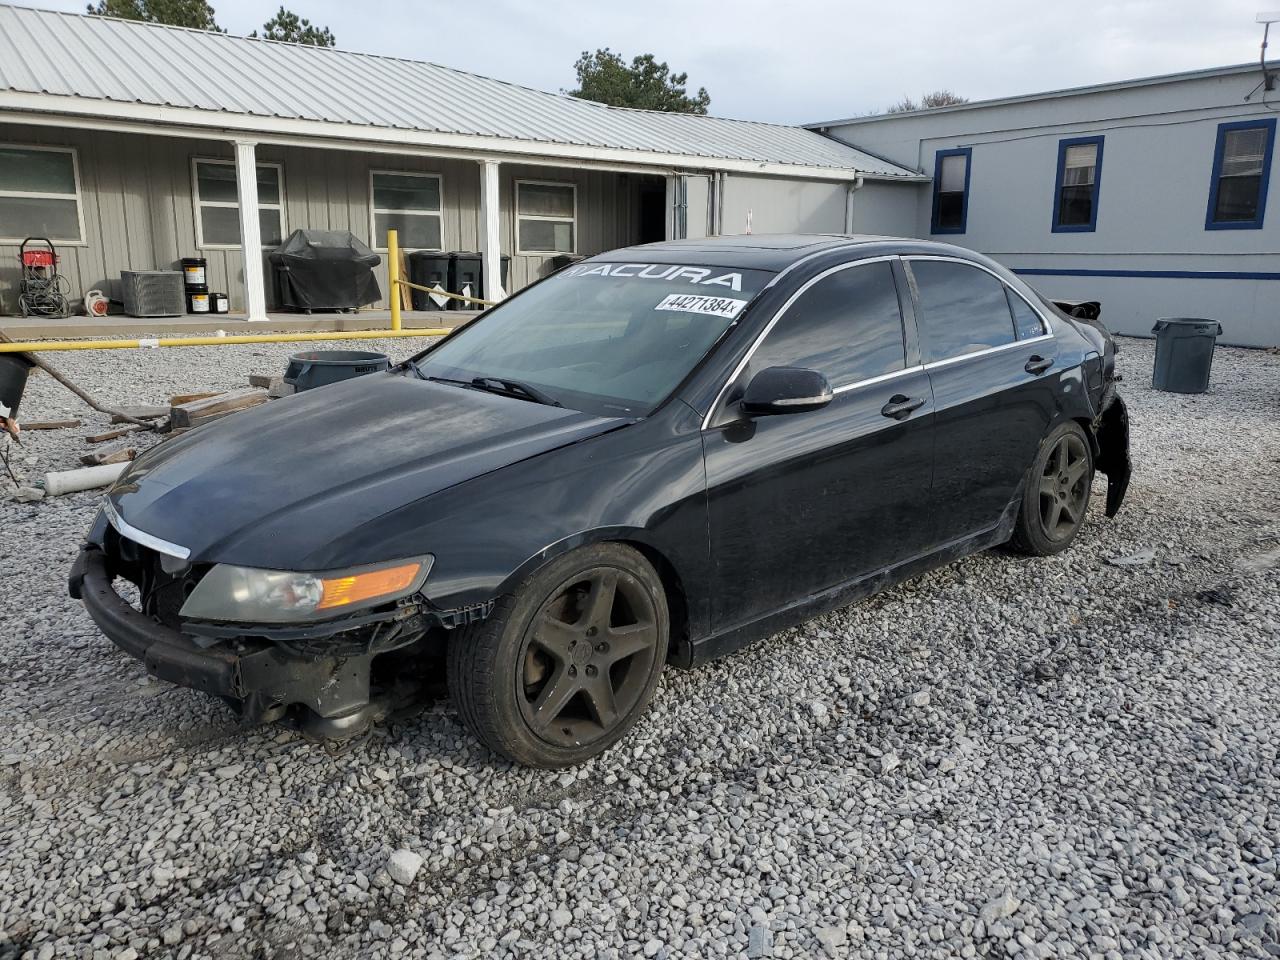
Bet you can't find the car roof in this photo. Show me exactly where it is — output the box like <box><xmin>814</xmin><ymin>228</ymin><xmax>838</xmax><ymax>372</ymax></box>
<box><xmin>591</xmin><ymin>234</ymin><xmax>984</xmax><ymax>271</ymax></box>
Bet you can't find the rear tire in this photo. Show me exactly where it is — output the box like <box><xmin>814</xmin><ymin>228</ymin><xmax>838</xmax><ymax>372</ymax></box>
<box><xmin>446</xmin><ymin>543</ymin><xmax>669</xmax><ymax>768</ymax></box>
<box><xmin>1009</xmin><ymin>421</ymin><xmax>1094</xmax><ymax>557</ymax></box>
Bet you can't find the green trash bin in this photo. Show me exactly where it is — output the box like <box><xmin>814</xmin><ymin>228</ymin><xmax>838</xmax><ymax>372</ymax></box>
<box><xmin>1151</xmin><ymin>318</ymin><xmax>1222</xmax><ymax>394</ymax></box>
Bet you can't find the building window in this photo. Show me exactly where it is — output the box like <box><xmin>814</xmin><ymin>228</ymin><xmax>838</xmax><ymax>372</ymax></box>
<box><xmin>193</xmin><ymin>159</ymin><xmax>284</xmax><ymax>248</ymax></box>
<box><xmin>1052</xmin><ymin>136</ymin><xmax>1104</xmax><ymax>232</ymax></box>
<box><xmin>930</xmin><ymin>148</ymin><xmax>971</xmax><ymax>234</ymax></box>
<box><xmin>371</xmin><ymin>171</ymin><xmax>442</xmax><ymax>251</ymax></box>
<box><xmin>1206</xmin><ymin>119</ymin><xmax>1276</xmax><ymax>230</ymax></box>
<box><xmin>0</xmin><ymin>144</ymin><xmax>84</xmax><ymax>243</ymax></box>
<box><xmin>516</xmin><ymin>180</ymin><xmax>576</xmax><ymax>254</ymax></box>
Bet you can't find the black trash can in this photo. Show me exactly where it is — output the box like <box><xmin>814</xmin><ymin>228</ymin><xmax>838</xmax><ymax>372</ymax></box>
<box><xmin>447</xmin><ymin>252</ymin><xmax>509</xmax><ymax>310</ymax></box>
<box><xmin>408</xmin><ymin>251</ymin><xmax>452</xmax><ymax>310</ymax></box>
<box><xmin>283</xmin><ymin>350</ymin><xmax>392</xmax><ymax>392</ymax></box>
<box><xmin>1151</xmin><ymin>318</ymin><xmax>1222</xmax><ymax>394</ymax></box>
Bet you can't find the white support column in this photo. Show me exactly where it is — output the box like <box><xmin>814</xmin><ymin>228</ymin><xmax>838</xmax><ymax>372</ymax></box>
<box><xmin>479</xmin><ymin>159</ymin><xmax>506</xmax><ymax>303</ymax></box>
<box><xmin>234</xmin><ymin>139</ymin><xmax>269</xmax><ymax>321</ymax></box>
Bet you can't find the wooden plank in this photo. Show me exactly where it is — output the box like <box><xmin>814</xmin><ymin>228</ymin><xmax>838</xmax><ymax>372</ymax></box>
<box><xmin>81</xmin><ymin>446</ymin><xmax>136</xmax><ymax>466</ymax></box>
<box><xmin>19</xmin><ymin>419</ymin><xmax>81</xmax><ymax>431</ymax></box>
<box><xmin>170</xmin><ymin>388</ymin><xmax>267</xmax><ymax>428</ymax></box>
<box><xmin>86</xmin><ymin>425</ymin><xmax>142</xmax><ymax>443</ymax></box>
<box><xmin>248</xmin><ymin>373</ymin><xmax>282</xmax><ymax>389</ymax></box>
<box><xmin>111</xmin><ymin>405</ymin><xmax>168</xmax><ymax>423</ymax></box>
<box><xmin>399</xmin><ymin>247</ymin><xmax>412</xmax><ymax>312</ymax></box>
<box><xmin>169</xmin><ymin>391</ymin><xmax>220</xmax><ymax>406</ymax></box>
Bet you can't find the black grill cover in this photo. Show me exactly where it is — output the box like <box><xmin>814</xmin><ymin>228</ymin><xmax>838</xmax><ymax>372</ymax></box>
<box><xmin>268</xmin><ymin>229</ymin><xmax>382</xmax><ymax>310</ymax></box>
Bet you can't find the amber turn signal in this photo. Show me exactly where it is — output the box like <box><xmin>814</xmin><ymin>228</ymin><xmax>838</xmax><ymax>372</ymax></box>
<box><xmin>317</xmin><ymin>561</ymin><xmax>424</xmax><ymax>611</ymax></box>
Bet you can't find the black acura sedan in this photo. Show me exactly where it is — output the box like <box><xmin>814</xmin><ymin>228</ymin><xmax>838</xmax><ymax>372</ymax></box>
<box><xmin>71</xmin><ymin>235</ymin><xmax>1130</xmax><ymax>767</ymax></box>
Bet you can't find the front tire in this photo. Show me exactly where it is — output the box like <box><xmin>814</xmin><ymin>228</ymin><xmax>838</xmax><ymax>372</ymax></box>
<box><xmin>1009</xmin><ymin>421</ymin><xmax>1094</xmax><ymax>556</ymax></box>
<box><xmin>446</xmin><ymin>543</ymin><xmax>669</xmax><ymax>768</ymax></box>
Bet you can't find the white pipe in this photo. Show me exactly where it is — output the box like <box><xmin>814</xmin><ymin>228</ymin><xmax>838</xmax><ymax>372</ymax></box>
<box><xmin>844</xmin><ymin>174</ymin><xmax>865</xmax><ymax>234</ymax></box>
<box><xmin>42</xmin><ymin>462</ymin><xmax>129</xmax><ymax>496</ymax></box>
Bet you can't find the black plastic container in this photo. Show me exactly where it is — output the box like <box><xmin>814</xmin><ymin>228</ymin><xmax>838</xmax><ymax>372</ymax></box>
<box><xmin>283</xmin><ymin>350</ymin><xmax>392</xmax><ymax>392</ymax></box>
<box><xmin>448</xmin><ymin>252</ymin><xmax>510</xmax><ymax>310</ymax></box>
<box><xmin>1151</xmin><ymin>318</ymin><xmax>1222</xmax><ymax>394</ymax></box>
<box><xmin>210</xmin><ymin>292</ymin><xmax>229</xmax><ymax>314</ymax></box>
<box><xmin>181</xmin><ymin>257</ymin><xmax>207</xmax><ymax>289</ymax></box>
<box><xmin>185</xmin><ymin>285</ymin><xmax>211</xmax><ymax>314</ymax></box>
<box><xmin>0</xmin><ymin>353</ymin><xmax>34</xmax><ymax>421</ymax></box>
<box><xmin>408</xmin><ymin>251</ymin><xmax>452</xmax><ymax>310</ymax></box>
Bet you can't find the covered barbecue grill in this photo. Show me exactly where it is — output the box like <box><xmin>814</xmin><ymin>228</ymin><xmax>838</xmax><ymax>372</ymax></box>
<box><xmin>268</xmin><ymin>229</ymin><xmax>382</xmax><ymax>312</ymax></box>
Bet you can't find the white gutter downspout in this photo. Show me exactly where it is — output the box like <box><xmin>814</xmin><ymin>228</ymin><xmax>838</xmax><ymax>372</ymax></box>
<box><xmin>844</xmin><ymin>174</ymin><xmax>865</xmax><ymax>234</ymax></box>
<box><xmin>233</xmin><ymin>139</ymin><xmax>269</xmax><ymax>322</ymax></box>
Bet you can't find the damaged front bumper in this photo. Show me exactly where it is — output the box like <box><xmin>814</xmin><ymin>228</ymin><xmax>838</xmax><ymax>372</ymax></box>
<box><xmin>69</xmin><ymin>546</ymin><xmax>399</xmax><ymax>735</ymax></box>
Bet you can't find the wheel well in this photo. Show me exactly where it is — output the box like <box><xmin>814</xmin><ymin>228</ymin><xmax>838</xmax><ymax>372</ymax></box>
<box><xmin>618</xmin><ymin>539</ymin><xmax>691</xmax><ymax>669</ymax></box>
<box><xmin>1073</xmin><ymin>416</ymin><xmax>1100</xmax><ymax>459</ymax></box>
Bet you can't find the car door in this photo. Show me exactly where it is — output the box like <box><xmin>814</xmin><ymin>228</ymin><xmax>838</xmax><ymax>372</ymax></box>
<box><xmin>701</xmin><ymin>257</ymin><xmax>936</xmax><ymax>633</ymax></box>
<box><xmin>904</xmin><ymin>257</ymin><xmax>1059</xmax><ymax>545</ymax></box>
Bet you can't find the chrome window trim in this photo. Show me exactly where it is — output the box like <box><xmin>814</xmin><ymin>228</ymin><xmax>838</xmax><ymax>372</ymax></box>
<box><xmin>103</xmin><ymin>500</ymin><xmax>191</xmax><ymax>561</ymax></box>
<box><xmin>701</xmin><ymin>254</ymin><xmax>899</xmax><ymax>429</ymax></box>
<box><xmin>921</xmin><ymin>333</ymin><xmax>1053</xmax><ymax>372</ymax></box>
<box><xmin>831</xmin><ymin>364</ymin><xmax>926</xmax><ymax>395</ymax></box>
<box><xmin>901</xmin><ymin>253</ymin><xmax>1052</xmax><ymax>339</ymax></box>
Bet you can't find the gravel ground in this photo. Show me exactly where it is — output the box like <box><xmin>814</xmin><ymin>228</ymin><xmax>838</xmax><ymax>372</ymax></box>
<box><xmin>1</xmin><ymin>335</ymin><xmax>1278</xmax><ymax>960</ymax></box>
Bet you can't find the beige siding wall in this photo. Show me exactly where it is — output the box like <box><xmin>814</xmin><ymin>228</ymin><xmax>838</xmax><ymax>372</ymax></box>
<box><xmin>0</xmin><ymin>122</ymin><xmax>649</xmax><ymax>316</ymax></box>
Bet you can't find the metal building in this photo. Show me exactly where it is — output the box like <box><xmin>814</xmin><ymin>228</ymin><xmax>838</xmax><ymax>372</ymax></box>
<box><xmin>0</xmin><ymin>4</ymin><xmax>920</xmax><ymax>321</ymax></box>
<box><xmin>811</xmin><ymin>62</ymin><xmax>1280</xmax><ymax>347</ymax></box>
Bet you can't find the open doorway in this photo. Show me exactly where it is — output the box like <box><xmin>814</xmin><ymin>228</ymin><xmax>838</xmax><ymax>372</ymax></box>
<box><xmin>635</xmin><ymin>175</ymin><xmax>667</xmax><ymax>244</ymax></box>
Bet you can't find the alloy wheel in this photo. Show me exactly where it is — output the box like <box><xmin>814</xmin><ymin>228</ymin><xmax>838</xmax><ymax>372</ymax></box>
<box><xmin>517</xmin><ymin>567</ymin><xmax>660</xmax><ymax>747</ymax></box>
<box><xmin>1037</xmin><ymin>432</ymin><xmax>1090</xmax><ymax>541</ymax></box>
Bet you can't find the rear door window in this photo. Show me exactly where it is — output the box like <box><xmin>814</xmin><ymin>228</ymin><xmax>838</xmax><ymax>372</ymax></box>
<box><xmin>1006</xmin><ymin>289</ymin><xmax>1047</xmax><ymax>339</ymax></box>
<box><xmin>910</xmin><ymin>260</ymin><xmax>1017</xmax><ymax>362</ymax></box>
<box><xmin>752</xmin><ymin>260</ymin><xmax>906</xmax><ymax>385</ymax></box>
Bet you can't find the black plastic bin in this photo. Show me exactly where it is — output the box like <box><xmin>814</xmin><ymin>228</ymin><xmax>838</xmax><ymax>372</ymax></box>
<box><xmin>408</xmin><ymin>251</ymin><xmax>452</xmax><ymax>310</ymax></box>
<box><xmin>1151</xmin><ymin>318</ymin><xmax>1222</xmax><ymax>394</ymax></box>
<box><xmin>283</xmin><ymin>350</ymin><xmax>392</xmax><ymax>393</ymax></box>
<box><xmin>448</xmin><ymin>252</ymin><xmax>509</xmax><ymax>310</ymax></box>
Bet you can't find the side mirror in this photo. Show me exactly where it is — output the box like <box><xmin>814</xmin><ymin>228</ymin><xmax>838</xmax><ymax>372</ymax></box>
<box><xmin>741</xmin><ymin>366</ymin><xmax>833</xmax><ymax>415</ymax></box>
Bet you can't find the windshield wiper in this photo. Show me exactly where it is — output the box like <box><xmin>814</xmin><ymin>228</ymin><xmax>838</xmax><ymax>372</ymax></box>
<box><xmin>420</xmin><ymin>372</ymin><xmax>561</xmax><ymax>407</ymax></box>
<box><xmin>469</xmin><ymin>376</ymin><xmax>562</xmax><ymax>407</ymax></box>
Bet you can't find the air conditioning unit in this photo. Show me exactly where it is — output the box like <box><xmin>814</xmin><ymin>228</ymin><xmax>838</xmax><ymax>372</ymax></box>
<box><xmin>120</xmin><ymin>270</ymin><xmax>185</xmax><ymax>318</ymax></box>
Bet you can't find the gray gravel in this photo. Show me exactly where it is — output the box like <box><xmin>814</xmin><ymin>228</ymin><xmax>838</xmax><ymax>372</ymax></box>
<box><xmin>2</xmin><ymin>335</ymin><xmax>1278</xmax><ymax>960</ymax></box>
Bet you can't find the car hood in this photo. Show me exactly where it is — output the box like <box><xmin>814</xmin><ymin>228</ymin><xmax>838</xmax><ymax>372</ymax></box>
<box><xmin>108</xmin><ymin>371</ymin><xmax>626</xmax><ymax>568</ymax></box>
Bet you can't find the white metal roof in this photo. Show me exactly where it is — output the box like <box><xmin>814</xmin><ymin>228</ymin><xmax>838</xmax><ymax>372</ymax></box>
<box><xmin>0</xmin><ymin>4</ymin><xmax>921</xmax><ymax>180</ymax></box>
<box><xmin>805</xmin><ymin>61</ymin><xmax>1280</xmax><ymax>130</ymax></box>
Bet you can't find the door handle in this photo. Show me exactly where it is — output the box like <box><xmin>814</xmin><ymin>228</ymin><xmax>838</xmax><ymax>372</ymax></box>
<box><xmin>880</xmin><ymin>394</ymin><xmax>926</xmax><ymax>421</ymax></box>
<box><xmin>1025</xmin><ymin>355</ymin><xmax>1055</xmax><ymax>375</ymax></box>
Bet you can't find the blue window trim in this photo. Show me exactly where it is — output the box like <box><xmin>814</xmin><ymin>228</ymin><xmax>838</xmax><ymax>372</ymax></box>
<box><xmin>1205</xmin><ymin>118</ymin><xmax>1276</xmax><ymax>231</ymax></box>
<box><xmin>1051</xmin><ymin>135</ymin><xmax>1104</xmax><ymax>233</ymax></box>
<box><xmin>930</xmin><ymin>147</ymin><xmax>971</xmax><ymax>235</ymax></box>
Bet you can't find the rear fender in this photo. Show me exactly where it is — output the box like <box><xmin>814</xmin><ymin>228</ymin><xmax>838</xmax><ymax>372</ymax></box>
<box><xmin>1093</xmin><ymin>391</ymin><xmax>1131</xmax><ymax>517</ymax></box>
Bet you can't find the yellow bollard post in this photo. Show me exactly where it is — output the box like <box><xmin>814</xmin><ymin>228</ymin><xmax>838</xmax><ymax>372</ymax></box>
<box><xmin>387</xmin><ymin>228</ymin><xmax>402</xmax><ymax>332</ymax></box>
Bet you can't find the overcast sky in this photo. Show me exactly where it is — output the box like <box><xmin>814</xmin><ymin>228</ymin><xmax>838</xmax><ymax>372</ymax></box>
<box><xmin>18</xmin><ymin>0</ymin><xmax>1273</xmax><ymax>123</ymax></box>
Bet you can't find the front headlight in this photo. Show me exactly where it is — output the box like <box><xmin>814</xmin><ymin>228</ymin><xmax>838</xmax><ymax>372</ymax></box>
<box><xmin>179</xmin><ymin>556</ymin><xmax>432</xmax><ymax>624</ymax></box>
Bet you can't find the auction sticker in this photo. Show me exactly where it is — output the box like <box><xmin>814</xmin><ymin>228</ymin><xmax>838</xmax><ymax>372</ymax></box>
<box><xmin>654</xmin><ymin>293</ymin><xmax>748</xmax><ymax>319</ymax></box>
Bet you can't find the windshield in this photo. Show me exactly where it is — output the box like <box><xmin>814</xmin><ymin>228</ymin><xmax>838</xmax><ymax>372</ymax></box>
<box><xmin>412</xmin><ymin>262</ymin><xmax>773</xmax><ymax>416</ymax></box>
